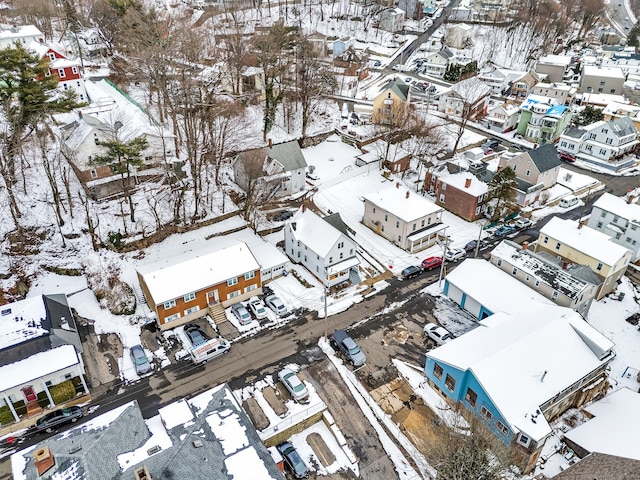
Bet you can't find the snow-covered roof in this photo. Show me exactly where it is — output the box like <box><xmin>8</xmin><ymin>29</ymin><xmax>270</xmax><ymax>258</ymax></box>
<box><xmin>540</xmin><ymin>218</ymin><xmax>630</xmax><ymax>266</ymax></box>
<box><xmin>583</xmin><ymin>65</ymin><xmax>625</xmax><ymax>79</ymax></box>
<box><xmin>437</xmin><ymin>170</ymin><xmax>487</xmax><ymax>196</ymax></box>
<box><xmin>138</xmin><ymin>241</ymin><xmax>260</xmax><ymax>305</ymax></box>
<box><xmin>288</xmin><ymin>207</ymin><xmax>344</xmax><ymax>258</ymax></box>
<box><xmin>491</xmin><ymin>240</ymin><xmax>596</xmax><ymax>299</ymax></box>
<box><xmin>537</xmin><ymin>54</ymin><xmax>573</xmax><ymax>67</ymax></box>
<box><xmin>0</xmin><ymin>295</ymin><xmax>49</xmax><ymax>350</ymax></box>
<box><xmin>428</xmin><ymin>305</ymin><xmax>615</xmax><ymax>441</ymax></box>
<box><xmin>0</xmin><ymin>344</ymin><xmax>79</xmax><ymax>391</ymax></box>
<box><xmin>445</xmin><ymin>259</ymin><xmax>553</xmax><ymax>315</ymax></box>
<box><xmin>0</xmin><ymin>24</ymin><xmax>42</xmax><ymax>42</ymax></box>
<box><xmin>564</xmin><ymin>388</ymin><xmax>640</xmax><ymax>460</ymax></box>
<box><xmin>248</xmin><ymin>241</ymin><xmax>289</xmax><ymax>270</ymax></box>
<box><xmin>364</xmin><ymin>186</ymin><xmax>443</xmax><ymax>222</ymax></box>
<box><xmin>593</xmin><ymin>192</ymin><xmax>640</xmax><ymax>221</ymax></box>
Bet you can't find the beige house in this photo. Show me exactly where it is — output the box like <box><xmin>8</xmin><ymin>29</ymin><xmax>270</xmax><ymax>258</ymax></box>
<box><xmin>531</xmin><ymin>81</ymin><xmax>576</xmax><ymax>105</ymax></box>
<box><xmin>536</xmin><ymin>218</ymin><xmax>632</xmax><ymax>299</ymax></box>
<box><xmin>444</xmin><ymin>23</ymin><xmax>473</xmax><ymax>49</ymax></box>
<box><xmin>490</xmin><ymin>240</ymin><xmax>599</xmax><ymax>317</ymax></box>
<box><xmin>372</xmin><ymin>78</ymin><xmax>410</xmax><ymax>125</ymax></box>
<box><xmin>362</xmin><ymin>184</ymin><xmax>446</xmax><ymax>252</ymax></box>
<box><xmin>579</xmin><ymin>66</ymin><xmax>625</xmax><ymax>95</ymax></box>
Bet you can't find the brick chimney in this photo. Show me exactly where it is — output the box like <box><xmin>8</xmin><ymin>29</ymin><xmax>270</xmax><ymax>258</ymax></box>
<box><xmin>562</xmin><ymin>261</ymin><xmax>568</xmax><ymax>269</ymax></box>
<box><xmin>34</xmin><ymin>446</ymin><xmax>55</xmax><ymax>476</ymax></box>
<box><xmin>301</xmin><ymin>204</ymin><xmax>306</xmax><ymax>213</ymax></box>
<box><xmin>465</xmin><ymin>178</ymin><xmax>472</xmax><ymax>188</ymax></box>
<box><xmin>396</xmin><ymin>182</ymin><xmax>400</xmax><ymax>189</ymax></box>
<box><xmin>134</xmin><ymin>465</ymin><xmax>152</xmax><ymax>480</ymax></box>
<box><xmin>522</xmin><ymin>241</ymin><xmax>529</xmax><ymax>251</ymax></box>
<box><xmin>406</xmin><ymin>190</ymin><xmax>410</xmax><ymax>199</ymax></box>
<box><xmin>268</xmin><ymin>138</ymin><xmax>273</xmax><ymax>148</ymax></box>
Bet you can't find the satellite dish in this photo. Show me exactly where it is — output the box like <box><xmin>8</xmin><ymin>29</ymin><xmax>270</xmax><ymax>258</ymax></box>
<box><xmin>114</xmin><ymin>121</ymin><xmax>123</xmax><ymax>131</ymax></box>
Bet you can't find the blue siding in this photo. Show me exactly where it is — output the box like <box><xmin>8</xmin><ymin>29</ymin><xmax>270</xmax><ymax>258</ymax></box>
<box><xmin>425</xmin><ymin>357</ymin><xmax>514</xmax><ymax>444</ymax></box>
<box><xmin>460</xmin><ymin>292</ymin><xmax>467</xmax><ymax>308</ymax></box>
<box><xmin>443</xmin><ymin>280</ymin><xmax>450</xmax><ymax>296</ymax></box>
<box><xmin>479</xmin><ymin>306</ymin><xmax>493</xmax><ymax>320</ymax></box>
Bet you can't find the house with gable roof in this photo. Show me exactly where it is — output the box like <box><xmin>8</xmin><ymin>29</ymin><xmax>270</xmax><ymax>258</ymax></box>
<box><xmin>531</xmin><ymin>81</ymin><xmax>575</xmax><ymax>106</ymax></box>
<box><xmin>233</xmin><ymin>140</ymin><xmax>307</xmax><ymax>200</ymax></box>
<box><xmin>372</xmin><ymin>78</ymin><xmax>410</xmax><ymax>125</ymax></box>
<box><xmin>557</xmin><ymin>116</ymin><xmax>639</xmax><ymax>171</ymax></box>
<box><xmin>490</xmin><ymin>240</ymin><xmax>599</xmax><ymax>317</ymax></box>
<box><xmin>137</xmin><ymin>241</ymin><xmax>262</xmax><ymax>330</ymax></box>
<box><xmin>284</xmin><ymin>205</ymin><xmax>360</xmax><ymax>287</ymax></box>
<box><xmin>0</xmin><ymin>24</ymin><xmax>44</xmax><ymax>49</ymax></box>
<box><xmin>536</xmin><ymin>217</ymin><xmax>632</xmax><ymax>299</ymax></box>
<box><xmin>362</xmin><ymin>184</ymin><xmax>446</xmax><ymax>252</ymax></box>
<box><xmin>437</xmin><ymin>76</ymin><xmax>492</xmax><ymax>121</ymax></box>
<box><xmin>425</xmin><ymin>164</ymin><xmax>489</xmax><ymax>221</ymax></box>
<box><xmin>516</xmin><ymin>95</ymin><xmax>572</xmax><ymax>144</ymax></box>
<box><xmin>588</xmin><ymin>191</ymin><xmax>640</xmax><ymax>261</ymax></box>
<box><xmin>29</xmin><ymin>41</ymin><xmax>88</xmax><ymax>103</ymax></box>
<box><xmin>424</xmin><ymin>304</ymin><xmax>615</xmax><ymax>473</ymax></box>
<box><xmin>0</xmin><ymin>295</ymin><xmax>89</xmax><ymax>425</ymax></box>
<box><xmin>485</xmin><ymin>100</ymin><xmax>520</xmax><ymax>132</ymax></box>
<box><xmin>12</xmin><ymin>385</ymin><xmax>284</xmax><ymax>480</ymax></box>
<box><xmin>497</xmin><ymin>144</ymin><xmax>562</xmax><ymax>206</ymax></box>
<box><xmin>423</xmin><ymin>48</ymin><xmax>455</xmax><ymax>77</ymax></box>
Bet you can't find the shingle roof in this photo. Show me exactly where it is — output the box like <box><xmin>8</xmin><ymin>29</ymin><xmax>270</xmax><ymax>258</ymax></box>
<box><xmin>527</xmin><ymin>143</ymin><xmax>561</xmax><ymax>172</ymax></box>
<box><xmin>610</xmin><ymin>115</ymin><xmax>638</xmax><ymax>138</ymax></box>
<box><xmin>563</xmin><ymin>126</ymin><xmax>586</xmax><ymax>139</ymax></box>
<box><xmin>553</xmin><ymin>453</ymin><xmax>640</xmax><ymax>479</ymax></box>
<box><xmin>263</xmin><ymin>140</ymin><xmax>307</xmax><ymax>171</ymax></box>
<box><xmin>381</xmin><ymin>78</ymin><xmax>410</xmax><ymax>102</ymax></box>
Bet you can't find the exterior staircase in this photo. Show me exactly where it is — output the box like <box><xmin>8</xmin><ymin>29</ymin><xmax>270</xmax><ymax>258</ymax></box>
<box><xmin>208</xmin><ymin>303</ymin><xmax>227</xmax><ymax>325</ymax></box>
<box><xmin>349</xmin><ymin>267</ymin><xmax>362</xmax><ymax>285</ymax></box>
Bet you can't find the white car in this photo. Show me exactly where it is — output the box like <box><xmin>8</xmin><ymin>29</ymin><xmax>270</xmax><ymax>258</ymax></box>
<box><xmin>248</xmin><ymin>296</ymin><xmax>268</xmax><ymax>320</ymax></box>
<box><xmin>423</xmin><ymin>323</ymin><xmax>452</xmax><ymax>346</ymax></box>
<box><xmin>515</xmin><ymin>217</ymin><xmax>533</xmax><ymax>229</ymax></box>
<box><xmin>265</xmin><ymin>295</ymin><xmax>288</xmax><ymax>316</ymax></box>
<box><xmin>278</xmin><ymin>368</ymin><xmax>309</xmax><ymax>403</ymax></box>
<box><xmin>445</xmin><ymin>248</ymin><xmax>465</xmax><ymax>262</ymax></box>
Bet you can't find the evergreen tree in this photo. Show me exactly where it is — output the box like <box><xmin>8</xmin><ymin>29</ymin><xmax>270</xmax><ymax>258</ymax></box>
<box><xmin>574</xmin><ymin>105</ymin><xmax>603</xmax><ymax>126</ymax></box>
<box><xmin>487</xmin><ymin>167</ymin><xmax>519</xmax><ymax>221</ymax></box>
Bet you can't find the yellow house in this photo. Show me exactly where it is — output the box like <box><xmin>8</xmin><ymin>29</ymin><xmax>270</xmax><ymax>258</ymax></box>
<box><xmin>601</xmin><ymin>101</ymin><xmax>640</xmax><ymax>132</ymax></box>
<box><xmin>372</xmin><ymin>78</ymin><xmax>410</xmax><ymax>125</ymax></box>
<box><xmin>535</xmin><ymin>218</ymin><xmax>632</xmax><ymax>299</ymax></box>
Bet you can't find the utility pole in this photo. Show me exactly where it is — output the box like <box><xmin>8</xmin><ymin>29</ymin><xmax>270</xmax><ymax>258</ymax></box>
<box><xmin>437</xmin><ymin>234</ymin><xmax>450</xmax><ymax>287</ymax></box>
<box><xmin>324</xmin><ymin>284</ymin><xmax>329</xmax><ymax>339</ymax></box>
<box><xmin>474</xmin><ymin>220</ymin><xmax>485</xmax><ymax>258</ymax></box>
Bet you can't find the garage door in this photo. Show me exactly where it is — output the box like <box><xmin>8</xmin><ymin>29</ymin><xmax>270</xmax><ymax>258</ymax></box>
<box><xmin>463</xmin><ymin>295</ymin><xmax>481</xmax><ymax>319</ymax></box>
<box><xmin>447</xmin><ymin>283</ymin><xmax>464</xmax><ymax>306</ymax></box>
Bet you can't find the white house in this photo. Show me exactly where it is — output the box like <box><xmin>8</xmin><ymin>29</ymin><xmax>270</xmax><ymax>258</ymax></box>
<box><xmin>557</xmin><ymin>116</ymin><xmax>639</xmax><ymax>171</ymax></box>
<box><xmin>438</xmin><ymin>77</ymin><xmax>492</xmax><ymax>121</ymax></box>
<box><xmin>0</xmin><ymin>295</ymin><xmax>89</xmax><ymax>424</ymax></box>
<box><xmin>379</xmin><ymin>8</ymin><xmax>406</xmax><ymax>33</ymax></box>
<box><xmin>423</xmin><ymin>49</ymin><xmax>455</xmax><ymax>77</ymax></box>
<box><xmin>477</xmin><ymin>68</ymin><xmax>527</xmax><ymax>95</ymax></box>
<box><xmin>444</xmin><ymin>23</ymin><xmax>473</xmax><ymax>49</ymax></box>
<box><xmin>0</xmin><ymin>24</ymin><xmax>44</xmax><ymax>49</ymax></box>
<box><xmin>362</xmin><ymin>184</ymin><xmax>446</xmax><ymax>252</ymax></box>
<box><xmin>284</xmin><ymin>206</ymin><xmax>360</xmax><ymax>287</ymax></box>
<box><xmin>588</xmin><ymin>191</ymin><xmax>640</xmax><ymax>261</ymax></box>
<box><xmin>485</xmin><ymin>101</ymin><xmax>520</xmax><ymax>132</ymax></box>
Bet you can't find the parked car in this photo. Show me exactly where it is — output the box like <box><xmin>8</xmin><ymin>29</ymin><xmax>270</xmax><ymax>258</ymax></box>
<box><xmin>401</xmin><ymin>265</ymin><xmax>424</xmax><ymax>280</ymax></box>
<box><xmin>464</xmin><ymin>239</ymin><xmax>486</xmax><ymax>252</ymax></box>
<box><xmin>494</xmin><ymin>225</ymin><xmax>516</xmax><ymax>237</ymax></box>
<box><xmin>231</xmin><ymin>303</ymin><xmax>252</xmax><ymax>325</ymax></box>
<box><xmin>273</xmin><ymin>210</ymin><xmax>293</xmax><ymax>222</ymax></box>
<box><xmin>421</xmin><ymin>256</ymin><xmax>443</xmax><ymax>270</ymax></box>
<box><xmin>277</xmin><ymin>442</ymin><xmax>309</xmax><ymax>478</ymax></box>
<box><xmin>514</xmin><ymin>217</ymin><xmax>533</xmax><ymax>229</ymax></box>
<box><xmin>481</xmin><ymin>138</ymin><xmax>500</xmax><ymax>151</ymax></box>
<box><xmin>423</xmin><ymin>323</ymin><xmax>452</xmax><ymax>346</ymax></box>
<box><xmin>184</xmin><ymin>324</ymin><xmax>211</xmax><ymax>346</ymax></box>
<box><xmin>248</xmin><ymin>296</ymin><xmax>268</xmax><ymax>320</ymax></box>
<box><xmin>559</xmin><ymin>195</ymin><xmax>578</xmax><ymax>208</ymax></box>
<box><xmin>265</xmin><ymin>294</ymin><xmax>288</xmax><ymax>316</ymax></box>
<box><xmin>373</xmin><ymin>60</ymin><xmax>382</xmax><ymax>67</ymax></box>
<box><xmin>404</xmin><ymin>77</ymin><xmax>413</xmax><ymax>83</ymax></box>
<box><xmin>329</xmin><ymin>329</ymin><xmax>366</xmax><ymax>367</ymax></box>
<box><xmin>559</xmin><ymin>151</ymin><xmax>575</xmax><ymax>162</ymax></box>
<box><xmin>130</xmin><ymin>344</ymin><xmax>152</xmax><ymax>375</ymax></box>
<box><xmin>445</xmin><ymin>248</ymin><xmax>465</xmax><ymax>262</ymax></box>
<box><xmin>189</xmin><ymin>337</ymin><xmax>231</xmax><ymax>364</ymax></box>
<box><xmin>278</xmin><ymin>368</ymin><xmax>309</xmax><ymax>403</ymax></box>
<box><xmin>34</xmin><ymin>406</ymin><xmax>83</xmax><ymax>433</ymax></box>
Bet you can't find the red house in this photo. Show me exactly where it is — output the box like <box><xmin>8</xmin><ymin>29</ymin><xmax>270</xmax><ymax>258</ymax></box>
<box><xmin>425</xmin><ymin>163</ymin><xmax>489</xmax><ymax>221</ymax></box>
<box><xmin>30</xmin><ymin>42</ymin><xmax>88</xmax><ymax>102</ymax></box>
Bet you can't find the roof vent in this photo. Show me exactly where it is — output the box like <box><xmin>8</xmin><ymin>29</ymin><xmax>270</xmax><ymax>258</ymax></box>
<box><xmin>134</xmin><ymin>465</ymin><xmax>151</xmax><ymax>480</ymax></box>
<box><xmin>1</xmin><ymin>308</ymin><xmax>10</xmax><ymax>316</ymax></box>
<box><xmin>34</xmin><ymin>446</ymin><xmax>55</xmax><ymax>476</ymax></box>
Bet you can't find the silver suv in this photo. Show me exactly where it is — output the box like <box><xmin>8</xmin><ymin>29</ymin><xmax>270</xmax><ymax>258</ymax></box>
<box><xmin>330</xmin><ymin>330</ymin><xmax>366</xmax><ymax>366</ymax></box>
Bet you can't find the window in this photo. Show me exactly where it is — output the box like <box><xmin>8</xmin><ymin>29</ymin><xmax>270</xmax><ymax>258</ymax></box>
<box><xmin>631</xmin><ymin>224</ymin><xmax>637</xmax><ymax>231</ymax></box>
<box><xmin>45</xmin><ymin>69</ymin><xmax>51</xmax><ymax>76</ymax></box>
<box><xmin>48</xmin><ymin>53</ymin><xmax>55</xmax><ymax>61</ymax></box>
<box><xmin>445</xmin><ymin>374</ymin><xmax>456</xmax><ymax>392</ymax></box>
<box><xmin>64</xmin><ymin>373</ymin><xmax>73</xmax><ymax>380</ymax></box>
<box><xmin>338</xmin><ymin>242</ymin><xmax>344</xmax><ymax>248</ymax></box>
<box><xmin>597</xmin><ymin>222</ymin><xmax>603</xmax><ymax>228</ymax></box>
<box><xmin>227</xmin><ymin>277</ymin><xmax>238</xmax><ymax>286</ymax></box>
<box><xmin>413</xmin><ymin>223</ymin><xmax>416</xmax><ymax>231</ymax></box>
<box><xmin>599</xmin><ymin>148</ymin><xmax>607</xmax><ymax>156</ymax></box>
<box><xmin>184</xmin><ymin>305</ymin><xmax>200</xmax><ymax>315</ymax></box>
<box><xmin>72</xmin><ymin>66</ymin><xmax>78</xmax><ymax>74</ymax></box>
<box><xmin>373</xmin><ymin>207</ymin><xmax>376</xmax><ymax>213</ymax></box>
<box><xmin>442</xmin><ymin>183</ymin><xmax>446</xmax><ymax>190</ymax></box>
<box><xmin>497</xmin><ymin>259</ymin><xmax>502</xmax><ymax>267</ymax></box>
<box><xmin>535</xmin><ymin>279</ymin><xmax>540</xmax><ymax>287</ymax></box>
<box><xmin>385</xmin><ymin>214</ymin><xmax>388</xmax><ymax>221</ymax></box>
<box><xmin>543</xmin><ymin>236</ymin><xmax>549</xmax><ymax>244</ymax></box>
<box><xmin>555</xmin><ymin>242</ymin><xmax>561</xmax><ymax>250</ymax></box>
<box><xmin>340</xmin><ymin>252</ymin><xmax>344</xmax><ymax>259</ymax></box>
<box><xmin>421</xmin><ymin>220</ymin><xmax>425</xmax><ymax>227</ymax></box>
<box><xmin>350</xmin><ymin>249</ymin><xmax>354</xmax><ymax>255</ymax></box>
<box><xmin>433</xmin><ymin>363</ymin><xmax>443</xmax><ymax>380</ymax></box>
<box><xmin>626</xmin><ymin>237</ymin><xmax>632</xmax><ymax>243</ymax></box>
<box><xmin>329</xmin><ymin>257</ymin><xmax>333</xmax><ymax>263</ymax></box>
<box><xmin>228</xmin><ymin>290</ymin><xmax>241</xmax><ymax>298</ymax></box>
<box><xmin>244</xmin><ymin>285</ymin><xmax>256</xmax><ymax>293</ymax></box>
<box><xmin>244</xmin><ymin>271</ymin><xmax>255</xmax><ymax>280</ymax></box>
<box><xmin>513</xmin><ymin>165</ymin><xmax>517</xmax><ymax>172</ymax></box>
<box><xmin>439</xmin><ymin>194</ymin><xmax>445</xmax><ymax>203</ymax></box>
<box><xmin>90</xmin><ymin>169</ymin><xmax>98</xmax><ymax>179</ymax></box>
<box><xmin>481</xmin><ymin>405</ymin><xmax>493</xmax><ymax>420</ymax></box>
<box><xmin>397</xmin><ymin>235</ymin><xmax>401</xmax><ymax>242</ymax></box>
<box><xmin>512</xmin><ymin>267</ymin><xmax>518</xmax><ymax>275</ymax></box>
<box><xmin>525</xmin><ymin>274</ymin><xmax>530</xmax><ymax>282</ymax></box>
<box><xmin>496</xmin><ymin>421</ymin><xmax>509</xmax><ymax>435</ymax></box>
<box><xmin>163</xmin><ymin>300</ymin><xmax>176</xmax><ymax>310</ymax></box>
<box><xmin>45</xmin><ymin>380</ymin><xmax>53</xmax><ymax>387</ymax></box>
<box><xmin>596</xmin><ymin>262</ymin><xmax>603</xmax><ymax>271</ymax></box>
<box><xmin>165</xmin><ymin>313</ymin><xmax>181</xmax><ymax>322</ymax></box>
<box><xmin>601</xmin><ymin>211</ymin><xmax>606</xmax><ymax>218</ymax></box>
<box><xmin>606</xmin><ymin>138</ymin><xmax>613</xmax><ymax>145</ymax></box>
<box><xmin>552</xmin><ymin>290</ymin><xmax>558</xmax><ymax>300</ymax></box>
<box><xmin>465</xmin><ymin>388</ymin><xmax>477</xmax><ymax>407</ymax></box>
<box><xmin>183</xmin><ymin>292</ymin><xmax>196</xmax><ymax>302</ymax></box>
<box><xmin>517</xmin><ymin>433</ymin><xmax>531</xmax><ymax>447</ymax></box>
<box><xmin>525</xmin><ymin>169</ymin><xmax>530</xmax><ymax>176</ymax></box>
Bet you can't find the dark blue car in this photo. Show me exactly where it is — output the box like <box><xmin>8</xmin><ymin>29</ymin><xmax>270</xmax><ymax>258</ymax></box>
<box><xmin>494</xmin><ymin>225</ymin><xmax>516</xmax><ymax>237</ymax></box>
<box><xmin>277</xmin><ymin>442</ymin><xmax>308</xmax><ymax>478</ymax></box>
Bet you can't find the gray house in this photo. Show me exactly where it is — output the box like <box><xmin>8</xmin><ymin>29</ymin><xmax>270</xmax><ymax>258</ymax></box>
<box><xmin>284</xmin><ymin>206</ymin><xmax>361</xmax><ymax>287</ymax></box>
<box><xmin>233</xmin><ymin>140</ymin><xmax>307</xmax><ymax>200</ymax></box>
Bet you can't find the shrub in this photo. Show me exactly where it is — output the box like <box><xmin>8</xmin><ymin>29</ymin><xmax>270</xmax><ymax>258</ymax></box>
<box><xmin>0</xmin><ymin>405</ymin><xmax>15</xmax><ymax>425</ymax></box>
<box><xmin>84</xmin><ymin>259</ymin><xmax>137</xmax><ymax>315</ymax></box>
<box><xmin>50</xmin><ymin>380</ymin><xmax>76</xmax><ymax>405</ymax></box>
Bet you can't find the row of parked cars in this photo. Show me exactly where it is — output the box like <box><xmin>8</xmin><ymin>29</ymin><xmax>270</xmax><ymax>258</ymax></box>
<box><xmin>230</xmin><ymin>292</ymin><xmax>288</xmax><ymax>325</ymax></box>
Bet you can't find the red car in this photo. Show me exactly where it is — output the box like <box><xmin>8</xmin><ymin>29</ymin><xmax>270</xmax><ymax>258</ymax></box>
<box><xmin>421</xmin><ymin>256</ymin><xmax>443</xmax><ymax>270</ymax></box>
<box><xmin>559</xmin><ymin>152</ymin><xmax>575</xmax><ymax>162</ymax></box>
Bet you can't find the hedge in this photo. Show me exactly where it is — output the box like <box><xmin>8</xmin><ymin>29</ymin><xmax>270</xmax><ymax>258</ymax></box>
<box><xmin>49</xmin><ymin>380</ymin><xmax>76</xmax><ymax>405</ymax></box>
<box><xmin>0</xmin><ymin>405</ymin><xmax>14</xmax><ymax>425</ymax></box>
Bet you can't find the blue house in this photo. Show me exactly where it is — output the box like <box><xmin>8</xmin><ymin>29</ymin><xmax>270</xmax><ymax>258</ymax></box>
<box><xmin>424</xmin><ymin>304</ymin><xmax>615</xmax><ymax>473</ymax></box>
<box><xmin>444</xmin><ymin>259</ymin><xmax>552</xmax><ymax>320</ymax></box>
